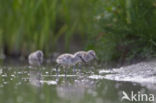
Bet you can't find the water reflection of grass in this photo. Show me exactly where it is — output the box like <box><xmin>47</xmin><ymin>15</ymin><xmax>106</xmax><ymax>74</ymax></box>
<box><xmin>0</xmin><ymin>66</ymin><xmax>152</xmax><ymax>103</ymax></box>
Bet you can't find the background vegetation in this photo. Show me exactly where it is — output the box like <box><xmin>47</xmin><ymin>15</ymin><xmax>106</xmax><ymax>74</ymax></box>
<box><xmin>0</xmin><ymin>0</ymin><xmax>156</xmax><ymax>63</ymax></box>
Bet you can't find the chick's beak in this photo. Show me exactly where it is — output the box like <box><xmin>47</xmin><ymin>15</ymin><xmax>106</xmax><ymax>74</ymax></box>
<box><xmin>79</xmin><ymin>56</ymin><xmax>86</xmax><ymax>63</ymax></box>
<box><xmin>91</xmin><ymin>54</ymin><xmax>98</xmax><ymax>61</ymax></box>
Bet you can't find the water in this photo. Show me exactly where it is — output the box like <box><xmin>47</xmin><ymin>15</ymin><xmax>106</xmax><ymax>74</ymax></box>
<box><xmin>0</xmin><ymin>61</ymin><xmax>156</xmax><ymax>103</ymax></box>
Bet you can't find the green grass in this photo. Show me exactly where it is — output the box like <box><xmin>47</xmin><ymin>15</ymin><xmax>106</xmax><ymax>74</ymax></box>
<box><xmin>0</xmin><ymin>0</ymin><xmax>156</xmax><ymax>63</ymax></box>
<box><xmin>0</xmin><ymin>0</ymin><xmax>94</xmax><ymax>54</ymax></box>
<box><xmin>86</xmin><ymin>0</ymin><xmax>156</xmax><ymax>63</ymax></box>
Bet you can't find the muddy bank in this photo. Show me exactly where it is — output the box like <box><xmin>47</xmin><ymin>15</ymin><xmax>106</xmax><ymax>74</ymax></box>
<box><xmin>90</xmin><ymin>59</ymin><xmax>156</xmax><ymax>90</ymax></box>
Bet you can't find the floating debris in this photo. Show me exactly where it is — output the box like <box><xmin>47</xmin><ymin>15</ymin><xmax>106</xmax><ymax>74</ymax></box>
<box><xmin>45</xmin><ymin>72</ymin><xmax>49</xmax><ymax>75</ymax></box>
<box><xmin>42</xmin><ymin>74</ymin><xmax>77</xmax><ymax>77</ymax></box>
<box><xmin>1</xmin><ymin>74</ymin><xmax>7</xmax><ymax>77</ymax></box>
<box><xmin>88</xmin><ymin>75</ymin><xmax>105</xmax><ymax>80</ymax></box>
<box><xmin>40</xmin><ymin>80</ymin><xmax>57</xmax><ymax>85</ymax></box>
<box><xmin>11</xmin><ymin>74</ymin><xmax>15</xmax><ymax>77</ymax></box>
<box><xmin>99</xmin><ymin>69</ymin><xmax>116</xmax><ymax>74</ymax></box>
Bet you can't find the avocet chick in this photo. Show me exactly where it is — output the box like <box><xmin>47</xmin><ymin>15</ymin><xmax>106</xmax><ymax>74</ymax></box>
<box><xmin>56</xmin><ymin>53</ymin><xmax>85</xmax><ymax>75</ymax></box>
<box><xmin>74</xmin><ymin>51</ymin><xmax>87</xmax><ymax>67</ymax></box>
<box><xmin>28</xmin><ymin>50</ymin><xmax>44</xmax><ymax>67</ymax></box>
<box><xmin>74</xmin><ymin>50</ymin><xmax>97</xmax><ymax>63</ymax></box>
<box><xmin>84</xmin><ymin>50</ymin><xmax>97</xmax><ymax>63</ymax></box>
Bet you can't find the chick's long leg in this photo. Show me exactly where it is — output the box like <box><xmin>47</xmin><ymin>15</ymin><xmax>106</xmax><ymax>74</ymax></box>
<box><xmin>64</xmin><ymin>66</ymin><xmax>67</xmax><ymax>77</ymax></box>
<box><xmin>78</xmin><ymin>63</ymin><xmax>82</xmax><ymax>71</ymax></box>
<box><xmin>55</xmin><ymin>64</ymin><xmax>60</xmax><ymax>76</ymax></box>
<box><xmin>73</xmin><ymin>65</ymin><xmax>76</xmax><ymax>74</ymax></box>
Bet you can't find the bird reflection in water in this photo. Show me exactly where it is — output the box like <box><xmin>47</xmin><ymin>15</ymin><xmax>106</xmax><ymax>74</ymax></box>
<box><xmin>29</xmin><ymin>69</ymin><xmax>42</xmax><ymax>87</ymax></box>
<box><xmin>56</xmin><ymin>77</ymin><xmax>96</xmax><ymax>102</ymax></box>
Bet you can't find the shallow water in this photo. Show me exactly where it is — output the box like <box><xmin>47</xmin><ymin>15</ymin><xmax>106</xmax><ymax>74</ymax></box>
<box><xmin>0</xmin><ymin>61</ymin><xmax>156</xmax><ymax>103</ymax></box>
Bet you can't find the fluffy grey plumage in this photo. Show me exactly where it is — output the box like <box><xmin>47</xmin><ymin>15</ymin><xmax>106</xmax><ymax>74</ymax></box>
<box><xmin>74</xmin><ymin>50</ymin><xmax>97</xmax><ymax>63</ymax></box>
<box><xmin>55</xmin><ymin>53</ymin><xmax>85</xmax><ymax>75</ymax></box>
<box><xmin>56</xmin><ymin>53</ymin><xmax>83</xmax><ymax>68</ymax></box>
<box><xmin>28</xmin><ymin>50</ymin><xmax>44</xmax><ymax>66</ymax></box>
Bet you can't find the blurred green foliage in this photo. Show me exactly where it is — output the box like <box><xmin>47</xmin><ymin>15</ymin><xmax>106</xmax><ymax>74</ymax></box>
<box><xmin>0</xmin><ymin>0</ymin><xmax>156</xmax><ymax>62</ymax></box>
<box><xmin>0</xmin><ymin>0</ymin><xmax>95</xmax><ymax>54</ymax></box>
<box><xmin>87</xmin><ymin>0</ymin><xmax>156</xmax><ymax>62</ymax></box>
